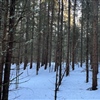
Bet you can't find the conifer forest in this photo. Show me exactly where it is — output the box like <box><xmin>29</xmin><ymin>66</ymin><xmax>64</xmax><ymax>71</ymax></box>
<box><xmin>0</xmin><ymin>0</ymin><xmax>100</xmax><ymax>100</ymax></box>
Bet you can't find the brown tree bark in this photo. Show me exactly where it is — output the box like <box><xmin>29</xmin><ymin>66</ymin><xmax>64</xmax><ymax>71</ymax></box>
<box><xmin>41</xmin><ymin>1</ymin><xmax>46</xmax><ymax>67</ymax></box>
<box><xmin>54</xmin><ymin>0</ymin><xmax>61</xmax><ymax>72</ymax></box>
<box><xmin>55</xmin><ymin>1</ymin><xmax>61</xmax><ymax>99</ymax></box>
<box><xmin>72</xmin><ymin>0</ymin><xmax>77</xmax><ymax>70</ymax></box>
<box><xmin>0</xmin><ymin>0</ymin><xmax>3</xmax><ymax>99</ymax></box>
<box><xmin>2</xmin><ymin>0</ymin><xmax>15</xmax><ymax>99</ymax></box>
<box><xmin>30</xmin><ymin>8</ymin><xmax>35</xmax><ymax>69</ymax></box>
<box><xmin>44</xmin><ymin>1</ymin><xmax>50</xmax><ymax>69</ymax></box>
<box><xmin>0</xmin><ymin>0</ymin><xmax>9</xmax><ymax>99</ymax></box>
<box><xmin>92</xmin><ymin>0</ymin><xmax>98</xmax><ymax>90</ymax></box>
<box><xmin>86</xmin><ymin>0</ymin><xmax>89</xmax><ymax>83</ymax></box>
<box><xmin>80</xmin><ymin>0</ymin><xmax>84</xmax><ymax>67</ymax></box>
<box><xmin>24</xmin><ymin>0</ymin><xmax>29</xmax><ymax>70</ymax></box>
<box><xmin>48</xmin><ymin>0</ymin><xmax>54</xmax><ymax>68</ymax></box>
<box><xmin>36</xmin><ymin>0</ymin><xmax>42</xmax><ymax>75</ymax></box>
<box><xmin>66</xmin><ymin>0</ymin><xmax>70</xmax><ymax>76</ymax></box>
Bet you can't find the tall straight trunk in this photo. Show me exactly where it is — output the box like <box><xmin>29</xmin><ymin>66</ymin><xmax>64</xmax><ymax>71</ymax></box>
<box><xmin>44</xmin><ymin>1</ymin><xmax>50</xmax><ymax>69</ymax></box>
<box><xmin>55</xmin><ymin>1</ymin><xmax>61</xmax><ymax>97</ymax></box>
<box><xmin>0</xmin><ymin>0</ymin><xmax>3</xmax><ymax>99</ymax></box>
<box><xmin>48</xmin><ymin>0</ymin><xmax>54</xmax><ymax>67</ymax></box>
<box><xmin>2</xmin><ymin>0</ymin><xmax>15</xmax><ymax>100</ymax></box>
<box><xmin>16</xmin><ymin>41</ymin><xmax>21</xmax><ymax>89</ymax></box>
<box><xmin>24</xmin><ymin>0</ymin><xmax>29</xmax><ymax>70</ymax></box>
<box><xmin>59</xmin><ymin>0</ymin><xmax>63</xmax><ymax>86</ymax></box>
<box><xmin>41</xmin><ymin>32</ymin><xmax>46</xmax><ymax>67</ymax></box>
<box><xmin>15</xmin><ymin>9</ymin><xmax>21</xmax><ymax>88</ymax></box>
<box><xmin>41</xmin><ymin>1</ymin><xmax>46</xmax><ymax>67</ymax></box>
<box><xmin>92</xmin><ymin>0</ymin><xmax>98</xmax><ymax>90</ymax></box>
<box><xmin>80</xmin><ymin>0</ymin><xmax>84</xmax><ymax>67</ymax></box>
<box><xmin>19</xmin><ymin>20</ymin><xmax>23</xmax><ymax>64</ymax></box>
<box><xmin>54</xmin><ymin>1</ymin><xmax>61</xmax><ymax>97</ymax></box>
<box><xmin>90</xmin><ymin>32</ymin><xmax>93</xmax><ymax>67</ymax></box>
<box><xmin>90</xmin><ymin>5</ymin><xmax>94</xmax><ymax>66</ymax></box>
<box><xmin>36</xmin><ymin>0</ymin><xmax>42</xmax><ymax>75</ymax></box>
<box><xmin>24</xmin><ymin>17</ymin><xmax>28</xmax><ymax>70</ymax></box>
<box><xmin>66</xmin><ymin>0</ymin><xmax>70</xmax><ymax>76</ymax></box>
<box><xmin>55</xmin><ymin>0</ymin><xmax>60</xmax><ymax>72</ymax></box>
<box><xmin>0</xmin><ymin>0</ymin><xmax>8</xmax><ymax>99</ymax></box>
<box><xmin>30</xmin><ymin>22</ymin><xmax>34</xmax><ymax>69</ymax></box>
<box><xmin>0</xmin><ymin>1</ymin><xmax>2</xmax><ymax>30</ymax></box>
<box><xmin>30</xmin><ymin>4</ymin><xmax>35</xmax><ymax>69</ymax></box>
<box><xmin>72</xmin><ymin>0</ymin><xmax>77</xmax><ymax>70</ymax></box>
<box><xmin>86</xmin><ymin>0</ymin><xmax>89</xmax><ymax>83</ymax></box>
<box><xmin>55</xmin><ymin>63</ymin><xmax>58</xmax><ymax>100</ymax></box>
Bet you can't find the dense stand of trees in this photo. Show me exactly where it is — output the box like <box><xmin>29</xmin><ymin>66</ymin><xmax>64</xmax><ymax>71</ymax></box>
<box><xmin>0</xmin><ymin>0</ymin><xmax>100</xmax><ymax>100</ymax></box>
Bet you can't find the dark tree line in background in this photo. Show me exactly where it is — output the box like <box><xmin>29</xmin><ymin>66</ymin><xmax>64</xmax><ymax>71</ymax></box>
<box><xmin>0</xmin><ymin>0</ymin><xmax>99</xmax><ymax>100</ymax></box>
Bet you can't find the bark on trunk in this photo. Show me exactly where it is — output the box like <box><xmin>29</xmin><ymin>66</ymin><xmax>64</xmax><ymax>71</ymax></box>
<box><xmin>66</xmin><ymin>0</ymin><xmax>70</xmax><ymax>76</ymax></box>
<box><xmin>2</xmin><ymin>0</ymin><xmax>15</xmax><ymax>99</ymax></box>
<box><xmin>92</xmin><ymin>0</ymin><xmax>98</xmax><ymax>90</ymax></box>
<box><xmin>72</xmin><ymin>0</ymin><xmax>77</xmax><ymax>70</ymax></box>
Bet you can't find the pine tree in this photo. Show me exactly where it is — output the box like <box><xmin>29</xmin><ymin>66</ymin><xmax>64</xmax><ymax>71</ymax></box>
<box><xmin>2</xmin><ymin>0</ymin><xmax>15</xmax><ymax>99</ymax></box>
<box><xmin>66</xmin><ymin>0</ymin><xmax>71</xmax><ymax>76</ymax></box>
<box><xmin>72</xmin><ymin>0</ymin><xmax>77</xmax><ymax>70</ymax></box>
<box><xmin>92</xmin><ymin>0</ymin><xmax>98</xmax><ymax>90</ymax></box>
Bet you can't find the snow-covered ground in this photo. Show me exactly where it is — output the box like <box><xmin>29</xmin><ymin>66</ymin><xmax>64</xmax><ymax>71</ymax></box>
<box><xmin>9</xmin><ymin>63</ymin><xmax>100</xmax><ymax>100</ymax></box>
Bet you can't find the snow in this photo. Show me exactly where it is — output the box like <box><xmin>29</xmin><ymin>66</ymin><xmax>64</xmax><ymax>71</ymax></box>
<box><xmin>9</xmin><ymin>63</ymin><xmax>100</xmax><ymax>100</ymax></box>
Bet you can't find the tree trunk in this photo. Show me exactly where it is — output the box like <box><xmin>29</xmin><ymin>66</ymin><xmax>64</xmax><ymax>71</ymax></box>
<box><xmin>0</xmin><ymin>0</ymin><xmax>3</xmax><ymax>99</ymax></box>
<box><xmin>0</xmin><ymin>0</ymin><xmax>9</xmax><ymax>99</ymax></box>
<box><xmin>41</xmin><ymin>1</ymin><xmax>46</xmax><ymax>67</ymax></box>
<box><xmin>59</xmin><ymin>0</ymin><xmax>63</xmax><ymax>86</ymax></box>
<box><xmin>2</xmin><ymin>0</ymin><xmax>15</xmax><ymax>99</ymax></box>
<box><xmin>44</xmin><ymin>1</ymin><xmax>50</xmax><ymax>69</ymax></box>
<box><xmin>86</xmin><ymin>0</ymin><xmax>89</xmax><ymax>83</ymax></box>
<box><xmin>48</xmin><ymin>0</ymin><xmax>54</xmax><ymax>68</ymax></box>
<box><xmin>92</xmin><ymin>0</ymin><xmax>98</xmax><ymax>90</ymax></box>
<box><xmin>66</xmin><ymin>0</ymin><xmax>70</xmax><ymax>76</ymax></box>
<box><xmin>80</xmin><ymin>0</ymin><xmax>84</xmax><ymax>67</ymax></box>
<box><xmin>55</xmin><ymin>0</ymin><xmax>60</xmax><ymax>72</ymax></box>
<box><xmin>72</xmin><ymin>0</ymin><xmax>77</xmax><ymax>70</ymax></box>
<box><xmin>24</xmin><ymin>0</ymin><xmax>29</xmax><ymax>70</ymax></box>
<box><xmin>30</xmin><ymin>3</ymin><xmax>35</xmax><ymax>69</ymax></box>
<box><xmin>36</xmin><ymin>0</ymin><xmax>42</xmax><ymax>75</ymax></box>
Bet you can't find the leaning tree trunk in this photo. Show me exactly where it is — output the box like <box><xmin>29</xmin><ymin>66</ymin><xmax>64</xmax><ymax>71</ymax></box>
<box><xmin>2</xmin><ymin>0</ymin><xmax>15</xmax><ymax>100</ymax></box>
